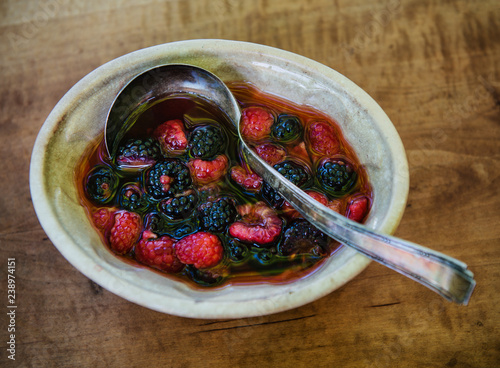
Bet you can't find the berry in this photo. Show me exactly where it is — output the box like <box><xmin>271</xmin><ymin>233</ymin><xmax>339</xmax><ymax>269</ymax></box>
<box><xmin>145</xmin><ymin>159</ymin><xmax>192</xmax><ymax>199</ymax></box>
<box><xmin>262</xmin><ymin>160</ymin><xmax>310</xmax><ymax>207</ymax></box>
<box><xmin>116</xmin><ymin>138</ymin><xmax>161</xmax><ymax>168</ymax></box>
<box><xmin>92</xmin><ymin>207</ymin><xmax>114</xmax><ymax>232</ymax></box>
<box><xmin>227</xmin><ymin>240</ymin><xmax>248</xmax><ymax>262</ymax></box>
<box><xmin>229</xmin><ymin>202</ymin><xmax>282</xmax><ymax>245</ymax></box>
<box><xmin>271</xmin><ymin>114</ymin><xmax>303</xmax><ymax>143</ymax></box>
<box><xmin>230</xmin><ymin>165</ymin><xmax>263</xmax><ymax>192</ymax></box>
<box><xmin>85</xmin><ymin>165</ymin><xmax>118</xmax><ymax>205</ymax></box>
<box><xmin>118</xmin><ymin>184</ymin><xmax>148</xmax><ymax>212</ymax></box>
<box><xmin>189</xmin><ymin>125</ymin><xmax>226</xmax><ymax>159</ymax></box>
<box><xmin>199</xmin><ymin>198</ymin><xmax>237</xmax><ymax>233</ymax></box>
<box><xmin>306</xmin><ymin>121</ymin><xmax>340</xmax><ymax>157</ymax></box>
<box><xmin>135</xmin><ymin>230</ymin><xmax>184</xmax><ymax>272</ymax></box>
<box><xmin>240</xmin><ymin>107</ymin><xmax>274</xmax><ymax>141</ymax></box>
<box><xmin>317</xmin><ymin>157</ymin><xmax>357</xmax><ymax>197</ymax></box>
<box><xmin>282</xmin><ymin>190</ymin><xmax>329</xmax><ymax>219</ymax></box>
<box><xmin>154</xmin><ymin>119</ymin><xmax>188</xmax><ymax>154</ymax></box>
<box><xmin>346</xmin><ymin>196</ymin><xmax>369</xmax><ymax>222</ymax></box>
<box><xmin>279</xmin><ymin>219</ymin><xmax>329</xmax><ymax>256</ymax></box>
<box><xmin>175</xmin><ymin>232</ymin><xmax>224</xmax><ymax>269</ymax></box>
<box><xmin>188</xmin><ymin>154</ymin><xmax>228</xmax><ymax>185</ymax></box>
<box><xmin>254</xmin><ymin>143</ymin><xmax>286</xmax><ymax>166</ymax></box>
<box><xmin>159</xmin><ymin>191</ymin><xmax>198</xmax><ymax>220</ymax></box>
<box><xmin>109</xmin><ymin>211</ymin><xmax>142</xmax><ymax>254</ymax></box>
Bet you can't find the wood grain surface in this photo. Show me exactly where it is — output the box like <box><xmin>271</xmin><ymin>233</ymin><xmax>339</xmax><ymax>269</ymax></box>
<box><xmin>1</xmin><ymin>0</ymin><xmax>499</xmax><ymax>367</ymax></box>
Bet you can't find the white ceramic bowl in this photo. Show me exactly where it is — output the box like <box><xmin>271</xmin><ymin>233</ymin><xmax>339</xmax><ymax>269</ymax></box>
<box><xmin>30</xmin><ymin>40</ymin><xmax>409</xmax><ymax>318</ymax></box>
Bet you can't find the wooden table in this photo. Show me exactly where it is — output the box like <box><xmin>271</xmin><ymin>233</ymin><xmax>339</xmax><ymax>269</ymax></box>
<box><xmin>1</xmin><ymin>1</ymin><xmax>499</xmax><ymax>367</ymax></box>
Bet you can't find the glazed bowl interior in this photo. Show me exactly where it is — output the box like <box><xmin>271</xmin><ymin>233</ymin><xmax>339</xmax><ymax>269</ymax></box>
<box><xmin>30</xmin><ymin>40</ymin><xmax>409</xmax><ymax>319</ymax></box>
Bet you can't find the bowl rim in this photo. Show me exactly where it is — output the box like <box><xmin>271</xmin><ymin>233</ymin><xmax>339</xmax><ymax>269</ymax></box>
<box><xmin>30</xmin><ymin>39</ymin><xmax>409</xmax><ymax>318</ymax></box>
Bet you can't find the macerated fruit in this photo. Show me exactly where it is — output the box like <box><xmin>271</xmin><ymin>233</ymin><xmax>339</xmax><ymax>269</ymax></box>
<box><xmin>159</xmin><ymin>191</ymin><xmax>198</xmax><ymax>220</ymax></box>
<box><xmin>271</xmin><ymin>114</ymin><xmax>303</xmax><ymax>143</ymax></box>
<box><xmin>145</xmin><ymin>159</ymin><xmax>192</xmax><ymax>199</ymax></box>
<box><xmin>85</xmin><ymin>165</ymin><xmax>118</xmax><ymax>205</ymax></box>
<box><xmin>317</xmin><ymin>157</ymin><xmax>357</xmax><ymax>197</ymax></box>
<box><xmin>116</xmin><ymin>138</ymin><xmax>162</xmax><ymax>168</ymax></box>
<box><xmin>279</xmin><ymin>219</ymin><xmax>329</xmax><ymax>256</ymax></box>
<box><xmin>262</xmin><ymin>160</ymin><xmax>310</xmax><ymax>207</ymax></box>
<box><xmin>108</xmin><ymin>211</ymin><xmax>142</xmax><ymax>254</ymax></box>
<box><xmin>240</xmin><ymin>106</ymin><xmax>274</xmax><ymax>141</ymax></box>
<box><xmin>199</xmin><ymin>198</ymin><xmax>237</xmax><ymax>233</ymax></box>
<box><xmin>346</xmin><ymin>195</ymin><xmax>369</xmax><ymax>223</ymax></box>
<box><xmin>188</xmin><ymin>154</ymin><xmax>228</xmax><ymax>185</ymax></box>
<box><xmin>306</xmin><ymin>121</ymin><xmax>340</xmax><ymax>157</ymax></box>
<box><xmin>175</xmin><ymin>232</ymin><xmax>224</xmax><ymax>269</ymax></box>
<box><xmin>254</xmin><ymin>143</ymin><xmax>286</xmax><ymax>166</ymax></box>
<box><xmin>118</xmin><ymin>184</ymin><xmax>149</xmax><ymax>212</ymax></box>
<box><xmin>189</xmin><ymin>125</ymin><xmax>226</xmax><ymax>159</ymax></box>
<box><xmin>135</xmin><ymin>230</ymin><xmax>184</xmax><ymax>272</ymax></box>
<box><xmin>154</xmin><ymin>119</ymin><xmax>188</xmax><ymax>154</ymax></box>
<box><xmin>230</xmin><ymin>165</ymin><xmax>263</xmax><ymax>192</ymax></box>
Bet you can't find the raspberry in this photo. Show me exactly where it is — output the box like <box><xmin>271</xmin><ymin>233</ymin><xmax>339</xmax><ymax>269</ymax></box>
<box><xmin>154</xmin><ymin>119</ymin><xmax>188</xmax><ymax>154</ymax></box>
<box><xmin>199</xmin><ymin>198</ymin><xmax>237</xmax><ymax>233</ymax></box>
<box><xmin>346</xmin><ymin>196</ymin><xmax>369</xmax><ymax>223</ymax></box>
<box><xmin>85</xmin><ymin>165</ymin><xmax>118</xmax><ymax>205</ymax></box>
<box><xmin>135</xmin><ymin>230</ymin><xmax>184</xmax><ymax>272</ymax></box>
<box><xmin>229</xmin><ymin>202</ymin><xmax>282</xmax><ymax>245</ymax></box>
<box><xmin>159</xmin><ymin>191</ymin><xmax>198</xmax><ymax>220</ymax></box>
<box><xmin>282</xmin><ymin>190</ymin><xmax>328</xmax><ymax>219</ymax></box>
<box><xmin>271</xmin><ymin>114</ymin><xmax>303</xmax><ymax>143</ymax></box>
<box><xmin>279</xmin><ymin>219</ymin><xmax>329</xmax><ymax>256</ymax></box>
<box><xmin>240</xmin><ymin>107</ymin><xmax>274</xmax><ymax>141</ymax></box>
<box><xmin>306</xmin><ymin>121</ymin><xmax>340</xmax><ymax>157</ymax></box>
<box><xmin>109</xmin><ymin>211</ymin><xmax>142</xmax><ymax>254</ymax></box>
<box><xmin>92</xmin><ymin>207</ymin><xmax>114</xmax><ymax>232</ymax></box>
<box><xmin>317</xmin><ymin>157</ymin><xmax>357</xmax><ymax>197</ymax></box>
<box><xmin>116</xmin><ymin>138</ymin><xmax>161</xmax><ymax>168</ymax></box>
<box><xmin>189</xmin><ymin>125</ymin><xmax>226</xmax><ymax>159</ymax></box>
<box><xmin>262</xmin><ymin>160</ymin><xmax>310</xmax><ymax>207</ymax></box>
<box><xmin>254</xmin><ymin>143</ymin><xmax>286</xmax><ymax>166</ymax></box>
<box><xmin>188</xmin><ymin>154</ymin><xmax>228</xmax><ymax>185</ymax></box>
<box><xmin>230</xmin><ymin>165</ymin><xmax>263</xmax><ymax>192</ymax></box>
<box><xmin>118</xmin><ymin>184</ymin><xmax>149</xmax><ymax>212</ymax></box>
<box><xmin>145</xmin><ymin>159</ymin><xmax>192</xmax><ymax>199</ymax></box>
<box><xmin>175</xmin><ymin>232</ymin><xmax>224</xmax><ymax>269</ymax></box>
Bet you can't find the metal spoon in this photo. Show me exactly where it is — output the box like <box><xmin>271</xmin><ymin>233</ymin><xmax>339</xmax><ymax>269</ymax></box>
<box><xmin>105</xmin><ymin>64</ymin><xmax>476</xmax><ymax>304</ymax></box>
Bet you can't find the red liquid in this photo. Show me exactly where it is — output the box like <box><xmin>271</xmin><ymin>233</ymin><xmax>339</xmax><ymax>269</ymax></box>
<box><xmin>75</xmin><ymin>82</ymin><xmax>372</xmax><ymax>289</ymax></box>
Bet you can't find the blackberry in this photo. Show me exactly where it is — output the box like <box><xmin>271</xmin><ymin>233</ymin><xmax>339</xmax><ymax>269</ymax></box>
<box><xmin>118</xmin><ymin>184</ymin><xmax>149</xmax><ymax>212</ymax></box>
<box><xmin>159</xmin><ymin>191</ymin><xmax>198</xmax><ymax>220</ymax></box>
<box><xmin>85</xmin><ymin>165</ymin><xmax>118</xmax><ymax>205</ymax></box>
<box><xmin>199</xmin><ymin>198</ymin><xmax>237</xmax><ymax>233</ymax></box>
<box><xmin>189</xmin><ymin>125</ymin><xmax>226</xmax><ymax>159</ymax></box>
<box><xmin>227</xmin><ymin>240</ymin><xmax>248</xmax><ymax>262</ymax></box>
<box><xmin>279</xmin><ymin>219</ymin><xmax>329</xmax><ymax>256</ymax></box>
<box><xmin>271</xmin><ymin>114</ymin><xmax>303</xmax><ymax>143</ymax></box>
<box><xmin>145</xmin><ymin>159</ymin><xmax>192</xmax><ymax>199</ymax></box>
<box><xmin>262</xmin><ymin>161</ymin><xmax>310</xmax><ymax>207</ymax></box>
<box><xmin>116</xmin><ymin>138</ymin><xmax>162</xmax><ymax>167</ymax></box>
<box><xmin>317</xmin><ymin>158</ymin><xmax>357</xmax><ymax>197</ymax></box>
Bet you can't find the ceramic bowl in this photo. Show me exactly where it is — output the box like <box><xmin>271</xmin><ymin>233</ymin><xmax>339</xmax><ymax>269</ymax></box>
<box><xmin>30</xmin><ymin>39</ymin><xmax>409</xmax><ymax>318</ymax></box>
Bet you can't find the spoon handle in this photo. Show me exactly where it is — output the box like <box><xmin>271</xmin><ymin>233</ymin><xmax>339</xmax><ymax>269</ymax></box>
<box><xmin>242</xmin><ymin>144</ymin><xmax>476</xmax><ymax>305</ymax></box>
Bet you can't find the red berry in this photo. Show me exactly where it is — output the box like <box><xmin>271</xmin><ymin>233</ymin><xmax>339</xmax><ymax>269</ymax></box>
<box><xmin>346</xmin><ymin>196</ymin><xmax>369</xmax><ymax>222</ymax></box>
<box><xmin>282</xmin><ymin>190</ymin><xmax>329</xmax><ymax>219</ymax></box>
<box><xmin>241</xmin><ymin>107</ymin><xmax>274</xmax><ymax>141</ymax></box>
<box><xmin>230</xmin><ymin>165</ymin><xmax>263</xmax><ymax>192</ymax></box>
<box><xmin>229</xmin><ymin>202</ymin><xmax>282</xmax><ymax>245</ymax></box>
<box><xmin>175</xmin><ymin>232</ymin><xmax>224</xmax><ymax>269</ymax></box>
<box><xmin>328</xmin><ymin>199</ymin><xmax>343</xmax><ymax>214</ymax></box>
<box><xmin>135</xmin><ymin>230</ymin><xmax>184</xmax><ymax>272</ymax></box>
<box><xmin>154</xmin><ymin>119</ymin><xmax>188</xmax><ymax>154</ymax></box>
<box><xmin>306</xmin><ymin>121</ymin><xmax>340</xmax><ymax>157</ymax></box>
<box><xmin>92</xmin><ymin>207</ymin><xmax>114</xmax><ymax>232</ymax></box>
<box><xmin>108</xmin><ymin>211</ymin><xmax>142</xmax><ymax>254</ymax></box>
<box><xmin>188</xmin><ymin>154</ymin><xmax>228</xmax><ymax>185</ymax></box>
<box><xmin>254</xmin><ymin>143</ymin><xmax>286</xmax><ymax>166</ymax></box>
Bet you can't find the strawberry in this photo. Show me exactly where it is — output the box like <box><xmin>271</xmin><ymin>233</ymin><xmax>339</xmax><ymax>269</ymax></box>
<box><xmin>230</xmin><ymin>165</ymin><xmax>263</xmax><ymax>192</ymax></box>
<box><xmin>229</xmin><ymin>202</ymin><xmax>282</xmax><ymax>245</ymax></box>
<box><xmin>135</xmin><ymin>230</ymin><xmax>184</xmax><ymax>272</ymax></box>
<box><xmin>108</xmin><ymin>211</ymin><xmax>142</xmax><ymax>254</ymax></box>
<box><xmin>188</xmin><ymin>154</ymin><xmax>228</xmax><ymax>185</ymax></box>
<box><xmin>306</xmin><ymin>121</ymin><xmax>341</xmax><ymax>157</ymax></box>
<box><xmin>175</xmin><ymin>232</ymin><xmax>224</xmax><ymax>269</ymax></box>
<box><xmin>254</xmin><ymin>143</ymin><xmax>286</xmax><ymax>166</ymax></box>
<box><xmin>346</xmin><ymin>196</ymin><xmax>369</xmax><ymax>223</ymax></box>
<box><xmin>154</xmin><ymin>119</ymin><xmax>188</xmax><ymax>154</ymax></box>
<box><xmin>240</xmin><ymin>107</ymin><xmax>274</xmax><ymax>141</ymax></box>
